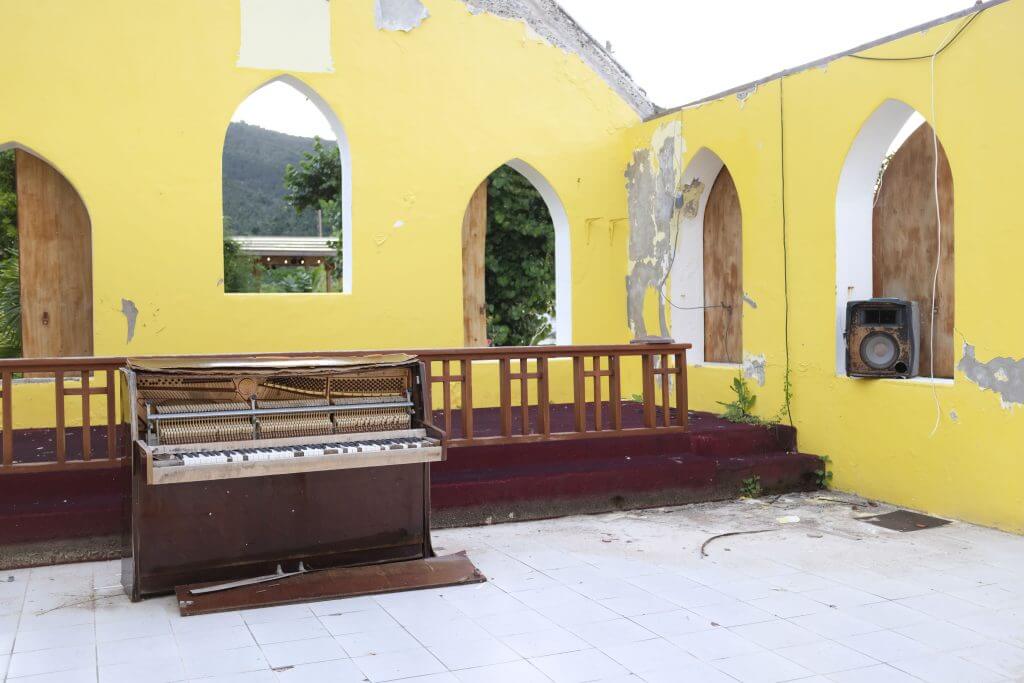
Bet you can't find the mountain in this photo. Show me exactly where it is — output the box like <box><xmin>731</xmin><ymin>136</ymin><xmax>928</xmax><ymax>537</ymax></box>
<box><xmin>222</xmin><ymin>122</ymin><xmax>326</xmax><ymax>236</ymax></box>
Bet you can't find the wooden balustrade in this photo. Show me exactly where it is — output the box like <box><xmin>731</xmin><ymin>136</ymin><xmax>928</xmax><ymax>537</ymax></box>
<box><xmin>0</xmin><ymin>343</ymin><xmax>690</xmax><ymax>471</ymax></box>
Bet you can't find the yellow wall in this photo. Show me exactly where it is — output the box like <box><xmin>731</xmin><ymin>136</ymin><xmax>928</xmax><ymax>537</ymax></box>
<box><xmin>634</xmin><ymin>1</ymin><xmax>1024</xmax><ymax>532</ymax></box>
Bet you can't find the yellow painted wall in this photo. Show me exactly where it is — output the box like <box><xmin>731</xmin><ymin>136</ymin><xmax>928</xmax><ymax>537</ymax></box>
<box><xmin>0</xmin><ymin>0</ymin><xmax>642</xmax><ymax>426</ymax></box>
<box><xmin>635</xmin><ymin>1</ymin><xmax>1024</xmax><ymax>532</ymax></box>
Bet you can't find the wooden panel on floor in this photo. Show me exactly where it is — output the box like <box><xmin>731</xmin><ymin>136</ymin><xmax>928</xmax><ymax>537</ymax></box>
<box><xmin>872</xmin><ymin>123</ymin><xmax>954</xmax><ymax>378</ymax></box>
<box><xmin>16</xmin><ymin>150</ymin><xmax>93</xmax><ymax>358</ymax></box>
<box><xmin>703</xmin><ymin>167</ymin><xmax>742</xmax><ymax>363</ymax></box>
<box><xmin>176</xmin><ymin>552</ymin><xmax>485</xmax><ymax>616</ymax></box>
<box><xmin>462</xmin><ymin>179</ymin><xmax>488</xmax><ymax>347</ymax></box>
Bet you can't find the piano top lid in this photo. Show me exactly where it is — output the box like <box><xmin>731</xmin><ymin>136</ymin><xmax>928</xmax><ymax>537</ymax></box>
<box><xmin>126</xmin><ymin>354</ymin><xmax>418</xmax><ymax>376</ymax></box>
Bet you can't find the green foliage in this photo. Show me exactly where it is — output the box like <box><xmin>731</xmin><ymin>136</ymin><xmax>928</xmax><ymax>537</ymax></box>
<box><xmin>283</xmin><ymin>137</ymin><xmax>341</xmax><ymax>218</ymax></box>
<box><xmin>485</xmin><ymin>166</ymin><xmax>555</xmax><ymax>347</ymax></box>
<box><xmin>222</xmin><ymin>238</ymin><xmax>257</xmax><ymax>293</ymax></box>
<box><xmin>815</xmin><ymin>455</ymin><xmax>834</xmax><ymax>489</ymax></box>
<box><xmin>740</xmin><ymin>475</ymin><xmax>763</xmax><ymax>499</ymax></box>
<box><xmin>222</xmin><ymin>122</ymin><xmax>327</xmax><ymax>236</ymax></box>
<box><xmin>717</xmin><ymin>373</ymin><xmax>764</xmax><ymax>424</ymax></box>
<box><xmin>260</xmin><ymin>267</ymin><xmax>316</xmax><ymax>293</ymax></box>
<box><xmin>0</xmin><ymin>151</ymin><xmax>17</xmax><ymax>256</ymax></box>
<box><xmin>0</xmin><ymin>152</ymin><xmax>19</xmax><ymax>355</ymax></box>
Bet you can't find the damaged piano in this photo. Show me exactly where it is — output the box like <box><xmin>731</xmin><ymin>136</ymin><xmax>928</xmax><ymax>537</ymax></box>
<box><xmin>120</xmin><ymin>354</ymin><xmax>484</xmax><ymax>615</ymax></box>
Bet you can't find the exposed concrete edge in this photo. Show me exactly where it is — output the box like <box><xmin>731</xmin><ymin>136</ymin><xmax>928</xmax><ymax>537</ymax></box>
<box><xmin>0</xmin><ymin>535</ymin><xmax>121</xmax><ymax>571</ymax></box>
<box><xmin>652</xmin><ymin>0</ymin><xmax>1010</xmax><ymax>119</ymax></box>
<box><xmin>462</xmin><ymin>0</ymin><xmax>657</xmax><ymax>119</ymax></box>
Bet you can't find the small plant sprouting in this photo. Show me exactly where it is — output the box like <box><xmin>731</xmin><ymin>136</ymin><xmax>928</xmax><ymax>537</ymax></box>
<box><xmin>717</xmin><ymin>373</ymin><xmax>763</xmax><ymax>424</ymax></box>
<box><xmin>740</xmin><ymin>475</ymin><xmax>763</xmax><ymax>499</ymax></box>
<box><xmin>630</xmin><ymin>394</ymin><xmax>644</xmax><ymax>403</ymax></box>
<box><xmin>815</xmin><ymin>455</ymin><xmax>834</xmax><ymax>489</ymax></box>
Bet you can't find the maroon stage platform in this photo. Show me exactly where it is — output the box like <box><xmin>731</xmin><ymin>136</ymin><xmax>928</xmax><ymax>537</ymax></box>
<box><xmin>0</xmin><ymin>405</ymin><xmax>822</xmax><ymax>567</ymax></box>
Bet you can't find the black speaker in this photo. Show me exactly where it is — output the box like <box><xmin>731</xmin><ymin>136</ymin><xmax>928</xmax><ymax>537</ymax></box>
<box><xmin>845</xmin><ymin>299</ymin><xmax>919</xmax><ymax>378</ymax></box>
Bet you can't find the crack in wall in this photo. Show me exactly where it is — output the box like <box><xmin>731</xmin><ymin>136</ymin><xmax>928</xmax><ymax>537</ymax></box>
<box><xmin>625</xmin><ymin>121</ymin><xmax>682</xmax><ymax>338</ymax></box>
<box><xmin>460</xmin><ymin>0</ymin><xmax>655</xmax><ymax>118</ymax></box>
<box><xmin>958</xmin><ymin>343</ymin><xmax>1024</xmax><ymax>407</ymax></box>
<box><xmin>375</xmin><ymin>0</ymin><xmax>430</xmax><ymax>31</ymax></box>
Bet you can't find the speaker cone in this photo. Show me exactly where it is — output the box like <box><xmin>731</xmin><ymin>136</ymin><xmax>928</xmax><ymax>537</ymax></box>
<box><xmin>860</xmin><ymin>332</ymin><xmax>899</xmax><ymax>370</ymax></box>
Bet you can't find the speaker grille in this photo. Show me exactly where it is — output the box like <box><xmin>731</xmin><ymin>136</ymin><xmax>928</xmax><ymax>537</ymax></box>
<box><xmin>860</xmin><ymin>332</ymin><xmax>899</xmax><ymax>370</ymax></box>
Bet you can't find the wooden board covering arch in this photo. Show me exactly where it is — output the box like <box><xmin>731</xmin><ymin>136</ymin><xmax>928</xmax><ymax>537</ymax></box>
<box><xmin>703</xmin><ymin>167</ymin><xmax>742</xmax><ymax>363</ymax></box>
<box><xmin>872</xmin><ymin>122</ymin><xmax>954</xmax><ymax>378</ymax></box>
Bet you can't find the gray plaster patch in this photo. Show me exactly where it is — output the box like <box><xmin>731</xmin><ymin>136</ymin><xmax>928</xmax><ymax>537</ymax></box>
<box><xmin>120</xmin><ymin>299</ymin><xmax>138</xmax><ymax>343</ymax></box>
<box><xmin>376</xmin><ymin>0</ymin><xmax>430</xmax><ymax>32</ymax></box>
<box><xmin>680</xmin><ymin>178</ymin><xmax>704</xmax><ymax>219</ymax></box>
<box><xmin>625</xmin><ymin>126</ymin><xmax>681</xmax><ymax>338</ymax></box>
<box><xmin>460</xmin><ymin>0</ymin><xmax>654</xmax><ymax>118</ymax></box>
<box><xmin>742</xmin><ymin>353</ymin><xmax>767</xmax><ymax>387</ymax></box>
<box><xmin>958</xmin><ymin>343</ymin><xmax>1024</xmax><ymax>407</ymax></box>
<box><xmin>742</xmin><ymin>293</ymin><xmax>758</xmax><ymax>309</ymax></box>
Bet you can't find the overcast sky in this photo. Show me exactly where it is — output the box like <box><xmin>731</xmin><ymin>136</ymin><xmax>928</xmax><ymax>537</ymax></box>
<box><xmin>232</xmin><ymin>0</ymin><xmax>971</xmax><ymax>137</ymax></box>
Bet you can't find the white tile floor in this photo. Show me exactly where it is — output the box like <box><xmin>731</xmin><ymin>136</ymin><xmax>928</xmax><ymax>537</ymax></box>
<box><xmin>0</xmin><ymin>492</ymin><xmax>1023</xmax><ymax>682</ymax></box>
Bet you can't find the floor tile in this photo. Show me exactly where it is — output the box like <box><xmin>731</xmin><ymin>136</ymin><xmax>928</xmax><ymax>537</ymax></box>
<box><xmin>13</xmin><ymin>623</ymin><xmax>96</xmax><ymax>653</ymax></box>
<box><xmin>474</xmin><ymin>609</ymin><xmax>557</xmax><ymax>637</ymax></box>
<box><xmin>803</xmin><ymin>586</ymin><xmax>885</xmax><ymax>610</ymax></box>
<box><xmin>748</xmin><ymin>592</ymin><xmax>831</xmax><ymax>618</ymax></box>
<box><xmin>403</xmin><ymin>616</ymin><xmax>492</xmax><ymax>647</ymax></box>
<box><xmin>97</xmin><ymin>634</ymin><xmax>179</xmax><ymax>666</ymax></box>
<box><xmin>308</xmin><ymin>596</ymin><xmax>378</xmax><ymax>616</ymax></box>
<box><xmin>319</xmin><ymin>607</ymin><xmax>400</xmax><ymax>636</ymax></box>
<box><xmin>630</xmin><ymin>609</ymin><xmax>712</xmax><ymax>638</ymax></box>
<box><xmin>669</xmin><ymin>626</ymin><xmax>764</xmax><ymax>661</ymax></box>
<box><xmin>730</xmin><ymin>619</ymin><xmax>822</xmax><ymax>649</ymax></box>
<box><xmin>452</xmin><ymin>659</ymin><xmax>550</xmax><ymax>683</ymax></box>
<box><xmin>894</xmin><ymin>619</ymin><xmax>987</xmax><ymax>650</ymax></box>
<box><xmin>8</xmin><ymin>644</ymin><xmax>96</xmax><ymax>678</ymax></box>
<box><xmin>789</xmin><ymin>610</ymin><xmax>880</xmax><ymax>640</ymax></box>
<box><xmin>239</xmin><ymin>604</ymin><xmax>314</xmax><ymax>625</ymax></box>
<box><xmin>843</xmin><ymin>630</ymin><xmax>935</xmax><ymax>662</ymax></box>
<box><xmin>187</xmin><ymin>672</ymin><xmax>277</xmax><ymax>683</ymax></box>
<box><xmin>602</xmin><ymin>637</ymin><xmax>699</xmax><ymax>674</ymax></box>
<box><xmin>428</xmin><ymin>635</ymin><xmax>520</xmax><ymax>670</ymax></box>
<box><xmin>711</xmin><ymin>650</ymin><xmax>813</xmax><ymax>683</ymax></box>
<box><xmin>174</xmin><ymin>625</ymin><xmax>256</xmax><ymax>654</ymax></box>
<box><xmin>533</xmin><ymin>598</ymin><xmax>620</xmax><ymax>627</ymax></box>
<box><xmin>9</xmin><ymin>668</ymin><xmax>97</xmax><ymax>683</ymax></box>
<box><xmin>353</xmin><ymin>647</ymin><xmax>446</xmax><ymax>682</ymax></box>
<box><xmin>826</xmin><ymin>663</ymin><xmax>923</xmax><ymax>682</ymax></box>
<box><xmin>96</xmin><ymin>616</ymin><xmax>171</xmax><ymax>643</ymax></box>
<box><xmin>568</xmin><ymin>618</ymin><xmax>656</xmax><ymax>648</ymax></box>
<box><xmin>896</xmin><ymin>592</ymin><xmax>989</xmax><ymax>620</ymax></box>
<box><xmin>689</xmin><ymin>600</ymin><xmax>774</xmax><ymax>627</ymax></box>
<box><xmin>501</xmin><ymin>627</ymin><xmax>591</xmax><ymax>659</ymax></box>
<box><xmin>844</xmin><ymin>601</ymin><xmax>929</xmax><ymax>629</ymax></box>
<box><xmin>597</xmin><ymin>593</ymin><xmax>678</xmax><ymax>618</ymax></box>
<box><xmin>248</xmin><ymin>616</ymin><xmax>328</xmax><ymax>645</ymax></box>
<box><xmin>955</xmin><ymin>640</ymin><xmax>1024</xmax><ymax>679</ymax></box>
<box><xmin>334</xmin><ymin>625</ymin><xmax>422</xmax><ymax>657</ymax></box>
<box><xmin>273</xmin><ymin>658</ymin><xmax>367</xmax><ymax>682</ymax></box>
<box><xmin>98</xmin><ymin>656</ymin><xmax>186</xmax><ymax>683</ymax></box>
<box><xmin>180</xmin><ymin>645</ymin><xmax>268</xmax><ymax>679</ymax></box>
<box><xmin>530</xmin><ymin>648</ymin><xmax>629</xmax><ymax>683</ymax></box>
<box><xmin>775</xmin><ymin>640</ymin><xmax>877</xmax><ymax>674</ymax></box>
<box><xmin>639</xmin><ymin>660</ymin><xmax>738</xmax><ymax>682</ymax></box>
<box><xmin>260</xmin><ymin>636</ymin><xmax>348</xmax><ymax>668</ymax></box>
<box><xmin>890</xmin><ymin>653</ymin><xmax>1008</xmax><ymax>682</ymax></box>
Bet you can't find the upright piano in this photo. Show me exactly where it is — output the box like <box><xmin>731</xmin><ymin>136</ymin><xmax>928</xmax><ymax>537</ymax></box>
<box><xmin>120</xmin><ymin>354</ymin><xmax>451</xmax><ymax>602</ymax></box>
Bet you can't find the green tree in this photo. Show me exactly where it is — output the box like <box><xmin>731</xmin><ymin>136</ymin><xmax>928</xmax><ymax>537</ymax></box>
<box><xmin>222</xmin><ymin>237</ymin><xmax>258</xmax><ymax>293</ymax></box>
<box><xmin>0</xmin><ymin>151</ymin><xmax>19</xmax><ymax>356</ymax></box>
<box><xmin>485</xmin><ymin>166</ymin><xmax>555</xmax><ymax>347</ymax></box>
<box><xmin>283</xmin><ymin>137</ymin><xmax>341</xmax><ymax>217</ymax></box>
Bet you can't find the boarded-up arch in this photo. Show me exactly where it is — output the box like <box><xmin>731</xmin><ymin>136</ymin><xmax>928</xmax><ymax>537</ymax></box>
<box><xmin>872</xmin><ymin>122</ymin><xmax>954</xmax><ymax>378</ymax></box>
<box><xmin>703</xmin><ymin>167</ymin><xmax>742</xmax><ymax>363</ymax></box>
<box><xmin>12</xmin><ymin>149</ymin><xmax>93</xmax><ymax>357</ymax></box>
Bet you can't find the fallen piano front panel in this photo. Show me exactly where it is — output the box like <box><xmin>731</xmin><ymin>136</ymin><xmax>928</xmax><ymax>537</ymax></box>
<box><xmin>175</xmin><ymin>552</ymin><xmax>486</xmax><ymax>616</ymax></box>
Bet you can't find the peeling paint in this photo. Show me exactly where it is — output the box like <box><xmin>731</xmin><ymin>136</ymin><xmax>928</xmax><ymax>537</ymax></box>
<box><xmin>742</xmin><ymin>353</ymin><xmax>767</xmax><ymax>387</ymax></box>
<box><xmin>949</xmin><ymin>409</ymin><xmax>959</xmax><ymax>423</ymax></box>
<box><xmin>625</xmin><ymin>122</ymin><xmax>683</xmax><ymax>338</ymax></box>
<box><xmin>735</xmin><ymin>85</ymin><xmax>757</xmax><ymax>108</ymax></box>
<box><xmin>460</xmin><ymin>0</ymin><xmax>654</xmax><ymax>118</ymax></box>
<box><xmin>742</xmin><ymin>293</ymin><xmax>758</xmax><ymax>309</ymax></box>
<box><xmin>121</xmin><ymin>299</ymin><xmax>138</xmax><ymax>343</ymax></box>
<box><xmin>958</xmin><ymin>343</ymin><xmax>1024</xmax><ymax>407</ymax></box>
<box><xmin>375</xmin><ymin>0</ymin><xmax>430</xmax><ymax>32</ymax></box>
<box><xmin>681</xmin><ymin>178</ymin><xmax>704</xmax><ymax>219</ymax></box>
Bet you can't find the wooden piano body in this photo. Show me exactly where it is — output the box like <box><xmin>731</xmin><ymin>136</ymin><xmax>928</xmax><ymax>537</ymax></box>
<box><xmin>120</xmin><ymin>355</ymin><xmax>445</xmax><ymax>601</ymax></box>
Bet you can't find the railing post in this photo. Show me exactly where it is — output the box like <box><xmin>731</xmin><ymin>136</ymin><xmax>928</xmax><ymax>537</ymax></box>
<box><xmin>55</xmin><ymin>371</ymin><xmax>66</xmax><ymax>464</ymax></box>
<box><xmin>106</xmin><ymin>369</ymin><xmax>118</xmax><ymax>460</ymax></box>
<box><xmin>499</xmin><ymin>357</ymin><xmax>512</xmax><ymax>437</ymax></box>
<box><xmin>441</xmin><ymin>360</ymin><xmax>453</xmax><ymax>435</ymax></box>
<box><xmin>461</xmin><ymin>360</ymin><xmax>473</xmax><ymax>442</ymax></box>
<box><xmin>81</xmin><ymin>371</ymin><xmax>91</xmax><ymax>460</ymax></box>
<box><xmin>592</xmin><ymin>356</ymin><xmax>603</xmax><ymax>432</ymax></box>
<box><xmin>661</xmin><ymin>354</ymin><xmax>671</xmax><ymax>427</ymax></box>
<box><xmin>519</xmin><ymin>358</ymin><xmax>530</xmax><ymax>436</ymax></box>
<box><xmin>640</xmin><ymin>354</ymin><xmax>657</xmax><ymax>428</ymax></box>
<box><xmin>1</xmin><ymin>371</ymin><xmax>11</xmax><ymax>467</ymax></box>
<box><xmin>675</xmin><ymin>351</ymin><xmax>689</xmax><ymax>429</ymax></box>
<box><xmin>609</xmin><ymin>354</ymin><xmax>622</xmax><ymax>431</ymax></box>
<box><xmin>537</xmin><ymin>357</ymin><xmax>550</xmax><ymax>436</ymax></box>
<box><xmin>572</xmin><ymin>355</ymin><xmax>586</xmax><ymax>432</ymax></box>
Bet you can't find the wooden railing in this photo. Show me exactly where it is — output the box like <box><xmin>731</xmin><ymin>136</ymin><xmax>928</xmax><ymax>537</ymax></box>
<box><xmin>0</xmin><ymin>343</ymin><xmax>689</xmax><ymax>471</ymax></box>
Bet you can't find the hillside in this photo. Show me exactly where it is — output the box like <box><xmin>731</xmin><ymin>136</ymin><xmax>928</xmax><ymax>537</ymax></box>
<box><xmin>222</xmin><ymin>122</ymin><xmax>333</xmax><ymax>236</ymax></box>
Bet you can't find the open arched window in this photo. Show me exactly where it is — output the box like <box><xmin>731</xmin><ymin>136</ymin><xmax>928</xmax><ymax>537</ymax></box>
<box><xmin>461</xmin><ymin>159</ymin><xmax>571</xmax><ymax>347</ymax></box>
<box><xmin>0</xmin><ymin>144</ymin><xmax>92</xmax><ymax>358</ymax></box>
<box><xmin>836</xmin><ymin>100</ymin><xmax>954</xmax><ymax>378</ymax></box>
<box><xmin>222</xmin><ymin>76</ymin><xmax>352</xmax><ymax>294</ymax></box>
<box><xmin>669</xmin><ymin>148</ymin><xmax>742</xmax><ymax>364</ymax></box>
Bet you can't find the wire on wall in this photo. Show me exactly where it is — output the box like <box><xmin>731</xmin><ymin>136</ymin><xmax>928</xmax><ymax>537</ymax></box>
<box><xmin>779</xmin><ymin>79</ymin><xmax>794</xmax><ymax>428</ymax></box>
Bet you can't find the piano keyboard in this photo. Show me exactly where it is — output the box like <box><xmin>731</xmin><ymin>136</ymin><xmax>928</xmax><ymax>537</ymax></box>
<box><xmin>166</xmin><ymin>437</ymin><xmax>437</xmax><ymax>468</ymax></box>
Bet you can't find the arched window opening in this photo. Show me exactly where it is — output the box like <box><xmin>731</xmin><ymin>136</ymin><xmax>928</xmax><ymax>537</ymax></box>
<box><xmin>669</xmin><ymin>148</ymin><xmax>742</xmax><ymax>364</ymax></box>
<box><xmin>836</xmin><ymin>100</ymin><xmax>954</xmax><ymax>378</ymax></box>
<box><xmin>0</xmin><ymin>145</ymin><xmax>92</xmax><ymax>358</ymax></box>
<box><xmin>462</xmin><ymin>160</ymin><xmax>571</xmax><ymax>347</ymax></box>
<box><xmin>222</xmin><ymin>77</ymin><xmax>351</xmax><ymax>294</ymax></box>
